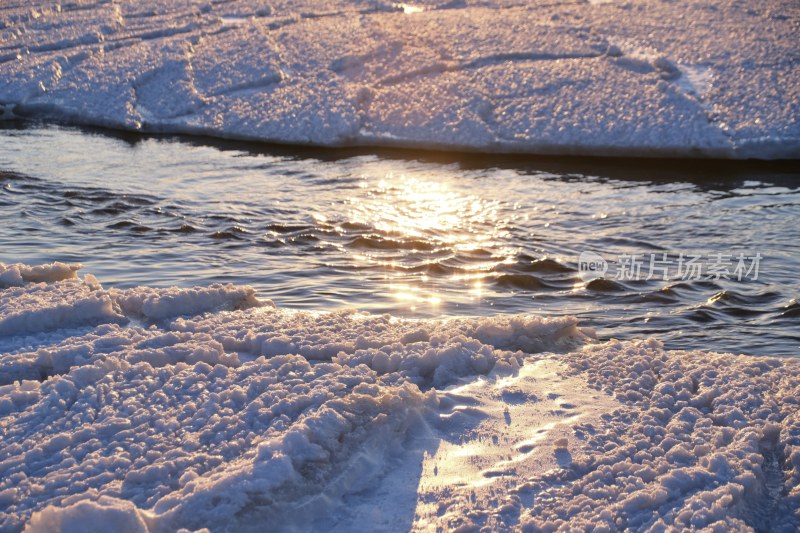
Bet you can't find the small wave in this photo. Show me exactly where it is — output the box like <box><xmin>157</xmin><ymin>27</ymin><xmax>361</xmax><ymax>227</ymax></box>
<box><xmin>779</xmin><ymin>301</ymin><xmax>800</xmax><ymax>318</ymax></box>
<box><xmin>458</xmin><ymin>248</ymin><xmax>495</xmax><ymax>259</ymax></box>
<box><xmin>107</xmin><ymin>220</ymin><xmax>138</xmax><ymax>229</ymax></box>
<box><xmin>63</xmin><ymin>190</ymin><xmax>116</xmax><ymax>202</ymax></box>
<box><xmin>515</xmin><ymin>255</ymin><xmax>574</xmax><ymax>273</ymax></box>
<box><xmin>702</xmin><ymin>291</ymin><xmax>777</xmax><ymax>318</ymax></box>
<box><xmin>339</xmin><ymin>221</ymin><xmax>373</xmax><ymax>231</ymax></box>
<box><xmin>708</xmin><ymin>289</ymin><xmax>783</xmax><ymax>306</ymax></box>
<box><xmin>346</xmin><ymin>261</ymin><xmax>457</xmax><ymax>276</ymax></box>
<box><xmin>109</xmin><ymin>221</ymin><xmax>153</xmax><ymax>233</ymax></box>
<box><xmin>206</xmin><ymin>214</ymin><xmax>242</xmax><ymax>223</ymax></box>
<box><xmin>348</xmin><ymin>235</ymin><xmax>436</xmax><ymax>251</ymax></box>
<box><xmin>495</xmin><ymin>274</ymin><xmax>551</xmax><ymax>290</ymax></box>
<box><xmin>172</xmin><ymin>224</ymin><xmax>199</xmax><ymax>233</ymax></box>
<box><xmin>660</xmin><ymin>282</ymin><xmax>694</xmax><ymax>293</ymax></box>
<box><xmin>266</xmin><ymin>223</ymin><xmax>313</xmax><ymax>233</ymax></box>
<box><xmin>620</xmin><ymin>288</ymin><xmax>680</xmax><ymax>304</ymax></box>
<box><xmin>585</xmin><ymin>278</ymin><xmax>627</xmax><ymax>292</ymax></box>
<box><xmin>209</xmin><ymin>229</ymin><xmax>246</xmax><ymax>240</ymax></box>
<box><xmin>286</xmin><ymin>233</ymin><xmax>321</xmax><ymax>244</ymax></box>
<box><xmin>706</xmin><ymin>290</ymin><xmax>748</xmax><ymax>306</ymax></box>
<box><xmin>408</xmin><ymin>262</ymin><xmax>454</xmax><ymax>276</ymax></box>
<box><xmin>119</xmin><ymin>196</ymin><xmax>155</xmax><ymax>206</ymax></box>
<box><xmin>596</xmin><ymin>237</ymin><xmax>667</xmax><ymax>250</ymax></box>
<box><xmin>691</xmin><ymin>279</ymin><xmax>724</xmax><ymax>291</ymax></box>
<box><xmin>261</xmin><ymin>238</ymin><xmax>286</xmax><ymax>248</ymax></box>
<box><xmin>0</xmin><ymin>171</ymin><xmax>28</xmax><ymax>182</ymax></box>
<box><xmin>90</xmin><ymin>206</ymin><xmax>127</xmax><ymax>215</ymax></box>
<box><xmin>684</xmin><ymin>308</ymin><xmax>721</xmax><ymax>323</ymax></box>
<box><xmin>719</xmin><ymin>306</ymin><xmax>767</xmax><ymax>318</ymax></box>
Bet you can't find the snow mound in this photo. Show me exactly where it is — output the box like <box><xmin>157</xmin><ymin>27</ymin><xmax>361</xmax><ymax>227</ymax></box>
<box><xmin>112</xmin><ymin>284</ymin><xmax>267</xmax><ymax>321</ymax></box>
<box><xmin>335</xmin><ymin>337</ymin><xmax>516</xmax><ymax>388</ymax></box>
<box><xmin>0</xmin><ymin>277</ymin><xmax>126</xmax><ymax>338</ymax></box>
<box><xmin>170</xmin><ymin>308</ymin><xmax>589</xmax><ymax>361</ymax></box>
<box><xmin>25</xmin><ymin>496</ymin><xmax>148</xmax><ymax>533</ymax></box>
<box><xmin>0</xmin><ymin>262</ymin><xmax>82</xmax><ymax>288</ymax></box>
<box><xmin>1</xmin><ymin>0</ymin><xmax>798</xmax><ymax>158</ymax></box>
<box><xmin>0</xmin><ymin>263</ymin><xmax>267</xmax><ymax>343</ymax></box>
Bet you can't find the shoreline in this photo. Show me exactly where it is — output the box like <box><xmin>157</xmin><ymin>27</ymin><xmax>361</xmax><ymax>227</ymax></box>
<box><xmin>4</xmin><ymin>114</ymin><xmax>800</xmax><ymax>162</ymax></box>
<box><xmin>3</xmin><ymin>119</ymin><xmax>800</xmax><ymax>174</ymax></box>
<box><xmin>1</xmin><ymin>263</ymin><xmax>798</xmax><ymax>531</ymax></box>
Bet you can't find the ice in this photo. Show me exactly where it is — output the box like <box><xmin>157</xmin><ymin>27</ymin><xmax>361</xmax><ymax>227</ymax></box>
<box><xmin>24</xmin><ymin>497</ymin><xmax>149</xmax><ymax>533</ymax></box>
<box><xmin>0</xmin><ymin>0</ymin><xmax>797</xmax><ymax>158</ymax></box>
<box><xmin>0</xmin><ymin>264</ymin><xmax>798</xmax><ymax>531</ymax></box>
<box><xmin>0</xmin><ymin>262</ymin><xmax>81</xmax><ymax>287</ymax></box>
<box><xmin>111</xmin><ymin>284</ymin><xmax>266</xmax><ymax>321</ymax></box>
<box><xmin>0</xmin><ymin>276</ymin><xmax>126</xmax><ymax>338</ymax></box>
<box><xmin>0</xmin><ymin>264</ymin><xmax>266</xmax><ymax>342</ymax></box>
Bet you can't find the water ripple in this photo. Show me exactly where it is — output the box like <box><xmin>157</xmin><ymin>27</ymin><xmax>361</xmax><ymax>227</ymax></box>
<box><xmin>1</xmin><ymin>124</ymin><xmax>799</xmax><ymax>356</ymax></box>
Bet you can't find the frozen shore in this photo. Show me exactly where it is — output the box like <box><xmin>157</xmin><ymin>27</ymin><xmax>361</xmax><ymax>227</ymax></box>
<box><xmin>0</xmin><ymin>263</ymin><xmax>798</xmax><ymax>531</ymax></box>
<box><xmin>1</xmin><ymin>0</ymin><xmax>798</xmax><ymax>158</ymax></box>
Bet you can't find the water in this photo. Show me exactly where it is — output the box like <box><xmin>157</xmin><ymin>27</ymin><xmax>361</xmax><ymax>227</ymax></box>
<box><xmin>1</xmin><ymin>122</ymin><xmax>798</xmax><ymax>356</ymax></box>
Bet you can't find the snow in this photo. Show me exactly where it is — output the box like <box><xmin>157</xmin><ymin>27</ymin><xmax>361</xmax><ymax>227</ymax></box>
<box><xmin>0</xmin><ymin>275</ymin><xmax>125</xmax><ymax>338</ymax></box>
<box><xmin>0</xmin><ymin>0</ymin><xmax>798</xmax><ymax>158</ymax></box>
<box><xmin>112</xmin><ymin>284</ymin><xmax>266</xmax><ymax>321</ymax></box>
<box><xmin>0</xmin><ymin>263</ymin><xmax>799</xmax><ymax>531</ymax></box>
<box><xmin>0</xmin><ymin>262</ymin><xmax>81</xmax><ymax>287</ymax></box>
<box><xmin>24</xmin><ymin>497</ymin><xmax>149</xmax><ymax>533</ymax></box>
<box><xmin>0</xmin><ymin>263</ymin><xmax>267</xmax><ymax>341</ymax></box>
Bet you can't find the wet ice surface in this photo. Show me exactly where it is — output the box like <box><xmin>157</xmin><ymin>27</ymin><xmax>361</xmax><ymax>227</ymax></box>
<box><xmin>0</xmin><ymin>0</ymin><xmax>799</xmax><ymax>157</ymax></box>
<box><xmin>2</xmin><ymin>124</ymin><xmax>799</xmax><ymax>356</ymax></box>
<box><xmin>0</xmin><ymin>264</ymin><xmax>799</xmax><ymax>532</ymax></box>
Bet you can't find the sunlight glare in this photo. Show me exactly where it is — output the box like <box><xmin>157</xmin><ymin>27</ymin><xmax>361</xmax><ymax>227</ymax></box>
<box><xmin>345</xmin><ymin>167</ymin><xmax>513</xmax><ymax>313</ymax></box>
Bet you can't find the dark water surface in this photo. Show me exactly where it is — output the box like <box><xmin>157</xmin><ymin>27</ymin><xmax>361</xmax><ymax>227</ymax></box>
<box><xmin>1</xmin><ymin>123</ymin><xmax>798</xmax><ymax>356</ymax></box>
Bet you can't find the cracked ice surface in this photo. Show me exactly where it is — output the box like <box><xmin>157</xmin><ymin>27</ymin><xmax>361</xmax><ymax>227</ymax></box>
<box><xmin>0</xmin><ymin>264</ymin><xmax>799</xmax><ymax>531</ymax></box>
<box><xmin>0</xmin><ymin>0</ymin><xmax>798</xmax><ymax>157</ymax></box>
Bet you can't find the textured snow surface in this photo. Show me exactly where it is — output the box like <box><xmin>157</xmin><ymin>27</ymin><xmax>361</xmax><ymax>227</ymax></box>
<box><xmin>1</xmin><ymin>264</ymin><xmax>799</xmax><ymax>532</ymax></box>
<box><xmin>1</xmin><ymin>0</ymin><xmax>798</xmax><ymax>158</ymax></box>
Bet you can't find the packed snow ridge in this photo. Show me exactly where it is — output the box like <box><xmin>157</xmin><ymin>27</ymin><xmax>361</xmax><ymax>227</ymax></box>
<box><xmin>0</xmin><ymin>263</ymin><xmax>799</xmax><ymax>532</ymax></box>
<box><xmin>1</xmin><ymin>0</ymin><xmax>798</xmax><ymax>158</ymax></box>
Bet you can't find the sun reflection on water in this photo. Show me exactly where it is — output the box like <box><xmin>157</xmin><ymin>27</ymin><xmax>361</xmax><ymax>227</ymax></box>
<box><xmin>394</xmin><ymin>3</ymin><xmax>425</xmax><ymax>14</ymax></box>
<box><xmin>344</xmin><ymin>170</ymin><xmax>515</xmax><ymax>313</ymax></box>
<box><xmin>349</xmin><ymin>174</ymin><xmax>496</xmax><ymax>242</ymax></box>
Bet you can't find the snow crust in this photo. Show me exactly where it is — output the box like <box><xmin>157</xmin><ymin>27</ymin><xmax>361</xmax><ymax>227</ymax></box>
<box><xmin>0</xmin><ymin>262</ymin><xmax>81</xmax><ymax>287</ymax></box>
<box><xmin>0</xmin><ymin>263</ymin><xmax>265</xmax><ymax>340</ymax></box>
<box><xmin>0</xmin><ymin>275</ymin><xmax>125</xmax><ymax>339</ymax></box>
<box><xmin>112</xmin><ymin>284</ymin><xmax>266</xmax><ymax>321</ymax></box>
<box><xmin>24</xmin><ymin>496</ymin><xmax>148</xmax><ymax>533</ymax></box>
<box><xmin>1</xmin><ymin>263</ymin><xmax>799</xmax><ymax>532</ymax></box>
<box><xmin>1</xmin><ymin>0</ymin><xmax>798</xmax><ymax>158</ymax></box>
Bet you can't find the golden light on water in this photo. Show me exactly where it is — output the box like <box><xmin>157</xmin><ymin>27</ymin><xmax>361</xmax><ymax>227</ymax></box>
<box><xmin>346</xmin><ymin>170</ymin><xmax>515</xmax><ymax>312</ymax></box>
<box><xmin>389</xmin><ymin>283</ymin><xmax>443</xmax><ymax>307</ymax></box>
<box><xmin>349</xmin><ymin>174</ymin><xmax>498</xmax><ymax>243</ymax></box>
<box><xmin>394</xmin><ymin>3</ymin><xmax>425</xmax><ymax>14</ymax></box>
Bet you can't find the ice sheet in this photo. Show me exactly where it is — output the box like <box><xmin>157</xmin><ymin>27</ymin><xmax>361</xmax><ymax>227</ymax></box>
<box><xmin>1</xmin><ymin>0</ymin><xmax>798</xmax><ymax>158</ymax></box>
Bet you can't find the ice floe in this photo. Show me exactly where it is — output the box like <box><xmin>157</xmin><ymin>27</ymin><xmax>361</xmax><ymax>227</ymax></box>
<box><xmin>0</xmin><ymin>0</ymin><xmax>798</xmax><ymax>158</ymax></box>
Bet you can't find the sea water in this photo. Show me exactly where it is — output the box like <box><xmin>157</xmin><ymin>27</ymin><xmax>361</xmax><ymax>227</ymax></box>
<box><xmin>1</xmin><ymin>123</ymin><xmax>798</xmax><ymax>356</ymax></box>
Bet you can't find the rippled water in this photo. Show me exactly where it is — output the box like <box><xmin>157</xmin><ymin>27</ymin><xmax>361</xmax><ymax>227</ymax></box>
<box><xmin>1</xmin><ymin>123</ymin><xmax>798</xmax><ymax>356</ymax></box>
